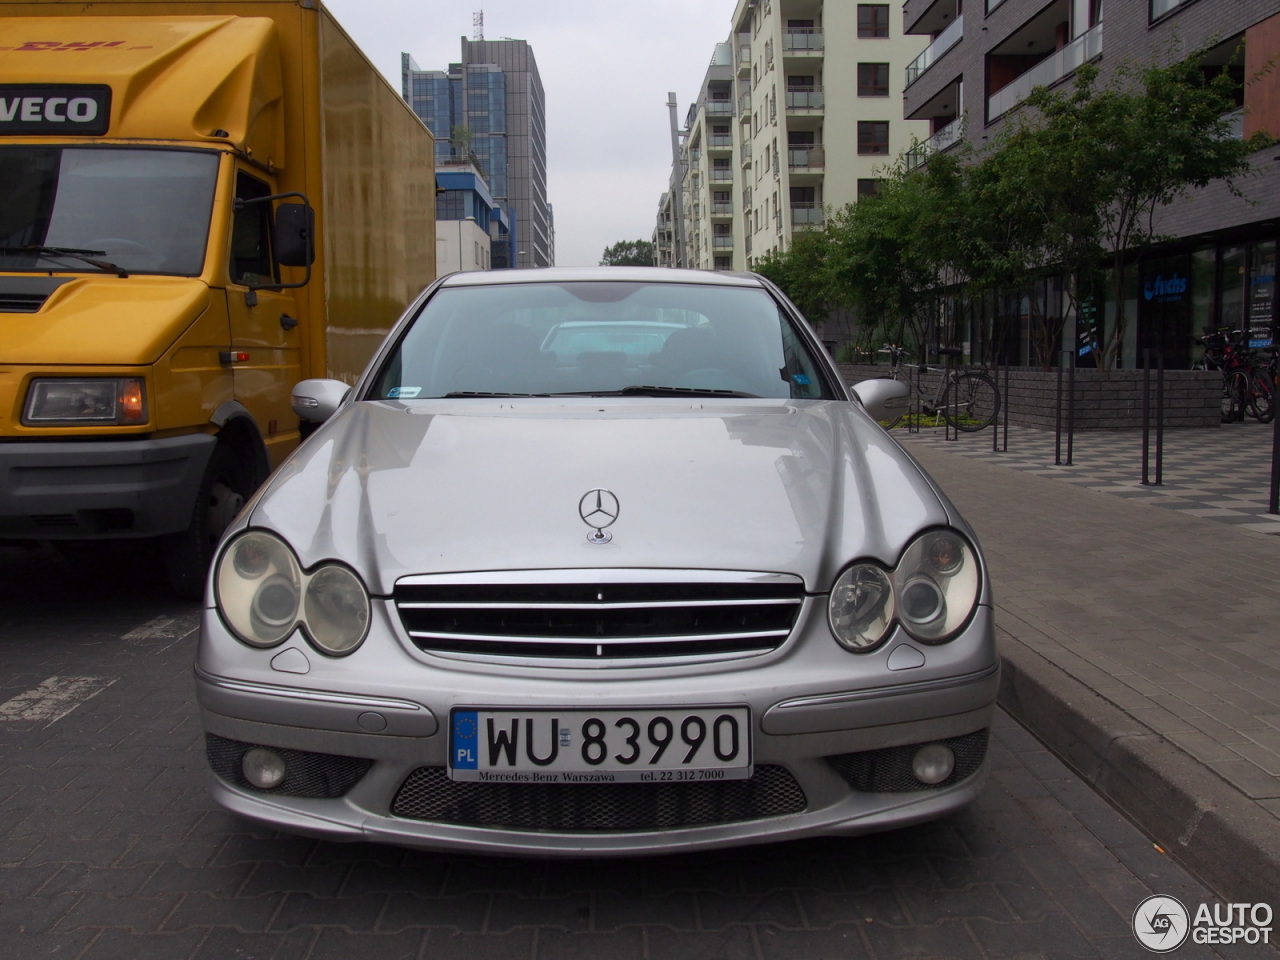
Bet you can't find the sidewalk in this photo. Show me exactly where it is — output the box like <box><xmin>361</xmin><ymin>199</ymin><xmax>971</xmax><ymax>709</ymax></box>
<box><xmin>899</xmin><ymin>422</ymin><xmax>1280</xmax><ymax>907</ymax></box>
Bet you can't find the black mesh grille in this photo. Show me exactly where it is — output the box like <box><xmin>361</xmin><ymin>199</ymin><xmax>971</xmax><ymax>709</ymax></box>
<box><xmin>394</xmin><ymin>578</ymin><xmax>804</xmax><ymax>660</ymax></box>
<box><xmin>826</xmin><ymin>730</ymin><xmax>988</xmax><ymax>793</ymax></box>
<box><xmin>390</xmin><ymin>764</ymin><xmax>806</xmax><ymax>831</ymax></box>
<box><xmin>205</xmin><ymin>734</ymin><xmax>373</xmax><ymax>799</ymax></box>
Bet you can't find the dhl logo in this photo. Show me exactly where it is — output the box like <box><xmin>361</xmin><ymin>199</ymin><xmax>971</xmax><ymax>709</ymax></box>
<box><xmin>1</xmin><ymin>41</ymin><xmax>152</xmax><ymax>52</ymax></box>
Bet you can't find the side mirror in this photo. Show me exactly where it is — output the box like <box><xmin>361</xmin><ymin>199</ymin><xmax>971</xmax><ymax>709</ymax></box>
<box><xmin>291</xmin><ymin>378</ymin><xmax>350</xmax><ymax>423</ymax></box>
<box><xmin>275</xmin><ymin>202</ymin><xmax>315</xmax><ymax>268</ymax></box>
<box><xmin>849</xmin><ymin>378</ymin><xmax>909</xmax><ymax>421</ymax></box>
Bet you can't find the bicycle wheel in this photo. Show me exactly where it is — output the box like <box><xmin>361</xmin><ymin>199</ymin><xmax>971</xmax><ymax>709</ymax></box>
<box><xmin>1221</xmin><ymin>370</ymin><xmax>1247</xmax><ymax>423</ymax></box>
<box><xmin>941</xmin><ymin>373</ymin><xmax>999</xmax><ymax>432</ymax></box>
<box><xmin>1248</xmin><ymin>370</ymin><xmax>1274</xmax><ymax>423</ymax></box>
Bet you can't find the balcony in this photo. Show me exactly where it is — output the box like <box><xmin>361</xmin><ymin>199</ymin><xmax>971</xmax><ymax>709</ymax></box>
<box><xmin>785</xmin><ymin>87</ymin><xmax>824</xmax><ymax>112</ymax></box>
<box><xmin>787</xmin><ymin>144</ymin><xmax>825</xmax><ymax>170</ymax></box>
<box><xmin>904</xmin><ymin>118</ymin><xmax>961</xmax><ymax>170</ymax></box>
<box><xmin>782</xmin><ymin>29</ymin><xmax>824</xmax><ymax>55</ymax></box>
<box><xmin>791</xmin><ymin>202</ymin><xmax>824</xmax><ymax>226</ymax></box>
<box><xmin>712</xmin><ymin>236</ymin><xmax>733</xmax><ymax>250</ymax></box>
<box><xmin>988</xmin><ymin>21</ymin><xmax>1104</xmax><ymax>120</ymax></box>
<box><xmin>739</xmin><ymin>93</ymin><xmax>752</xmax><ymax>116</ymax></box>
<box><xmin>710</xmin><ymin>168</ymin><xmax>734</xmax><ymax>183</ymax></box>
<box><xmin>737</xmin><ymin>38</ymin><xmax>751</xmax><ymax>75</ymax></box>
<box><xmin>905</xmin><ymin>15</ymin><xmax>963</xmax><ymax>87</ymax></box>
<box><xmin>711</xmin><ymin>201</ymin><xmax>733</xmax><ymax>217</ymax></box>
<box><xmin>709</xmin><ymin>134</ymin><xmax>733</xmax><ymax>151</ymax></box>
<box><xmin>706</xmin><ymin>100</ymin><xmax>735</xmax><ymax>118</ymax></box>
<box><xmin>739</xmin><ymin>141</ymin><xmax>753</xmax><ymax>165</ymax></box>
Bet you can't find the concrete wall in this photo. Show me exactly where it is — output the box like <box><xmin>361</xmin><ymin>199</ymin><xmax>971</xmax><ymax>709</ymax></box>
<box><xmin>839</xmin><ymin>364</ymin><xmax>1222</xmax><ymax>429</ymax></box>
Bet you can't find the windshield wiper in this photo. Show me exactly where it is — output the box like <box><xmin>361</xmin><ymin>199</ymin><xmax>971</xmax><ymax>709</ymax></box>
<box><xmin>0</xmin><ymin>245</ymin><xmax>128</xmax><ymax>278</ymax></box>
<box><xmin>612</xmin><ymin>385</ymin><xmax>759</xmax><ymax>398</ymax></box>
<box><xmin>441</xmin><ymin>391</ymin><xmax>554</xmax><ymax>398</ymax></box>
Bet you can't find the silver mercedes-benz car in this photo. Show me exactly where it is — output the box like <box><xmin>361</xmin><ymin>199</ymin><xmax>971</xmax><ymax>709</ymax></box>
<box><xmin>195</xmin><ymin>267</ymin><xmax>999</xmax><ymax>856</ymax></box>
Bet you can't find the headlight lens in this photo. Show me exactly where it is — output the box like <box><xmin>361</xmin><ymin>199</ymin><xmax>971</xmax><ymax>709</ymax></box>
<box><xmin>23</xmin><ymin>378</ymin><xmax>147</xmax><ymax>425</ymax></box>
<box><xmin>215</xmin><ymin>531</ymin><xmax>370</xmax><ymax>656</ymax></box>
<box><xmin>829</xmin><ymin>564</ymin><xmax>894</xmax><ymax>651</ymax></box>
<box><xmin>828</xmin><ymin>530</ymin><xmax>981</xmax><ymax>652</ymax></box>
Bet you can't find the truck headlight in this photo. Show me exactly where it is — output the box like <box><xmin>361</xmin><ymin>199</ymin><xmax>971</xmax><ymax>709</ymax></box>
<box><xmin>216</xmin><ymin>531</ymin><xmax>370</xmax><ymax>656</ymax></box>
<box><xmin>23</xmin><ymin>378</ymin><xmax>147</xmax><ymax>425</ymax></box>
<box><xmin>828</xmin><ymin>530</ymin><xmax>981</xmax><ymax>652</ymax></box>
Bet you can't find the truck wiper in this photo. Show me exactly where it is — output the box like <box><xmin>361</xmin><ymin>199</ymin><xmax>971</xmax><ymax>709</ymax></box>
<box><xmin>0</xmin><ymin>245</ymin><xmax>129</xmax><ymax>278</ymax></box>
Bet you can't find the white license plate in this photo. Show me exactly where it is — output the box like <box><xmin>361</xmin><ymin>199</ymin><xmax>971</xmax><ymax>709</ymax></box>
<box><xmin>449</xmin><ymin>706</ymin><xmax>752</xmax><ymax>783</ymax></box>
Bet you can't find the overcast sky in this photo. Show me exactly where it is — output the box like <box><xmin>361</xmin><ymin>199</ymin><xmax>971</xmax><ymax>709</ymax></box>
<box><xmin>321</xmin><ymin>0</ymin><xmax>735</xmax><ymax>266</ymax></box>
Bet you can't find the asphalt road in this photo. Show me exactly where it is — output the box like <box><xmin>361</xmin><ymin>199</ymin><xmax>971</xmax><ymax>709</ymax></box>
<box><xmin>0</xmin><ymin>542</ymin><xmax>1271</xmax><ymax>959</ymax></box>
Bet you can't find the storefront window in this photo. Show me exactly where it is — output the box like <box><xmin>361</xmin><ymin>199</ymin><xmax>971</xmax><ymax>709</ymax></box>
<box><xmin>1248</xmin><ymin>241</ymin><xmax>1275</xmax><ymax>347</ymax></box>
<box><xmin>1220</xmin><ymin>245</ymin><xmax>1247</xmax><ymax>332</ymax></box>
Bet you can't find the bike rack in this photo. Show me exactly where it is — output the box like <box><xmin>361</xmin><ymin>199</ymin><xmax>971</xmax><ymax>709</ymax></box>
<box><xmin>1141</xmin><ymin>348</ymin><xmax>1165</xmax><ymax>486</ymax></box>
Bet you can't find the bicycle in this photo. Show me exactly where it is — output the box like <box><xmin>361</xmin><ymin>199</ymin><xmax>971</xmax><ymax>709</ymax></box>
<box><xmin>878</xmin><ymin>344</ymin><xmax>1001</xmax><ymax>432</ymax></box>
<box><xmin>1194</xmin><ymin>330</ymin><xmax>1274</xmax><ymax>424</ymax></box>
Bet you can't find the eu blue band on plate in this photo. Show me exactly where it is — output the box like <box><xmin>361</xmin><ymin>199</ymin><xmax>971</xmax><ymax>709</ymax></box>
<box><xmin>452</xmin><ymin>710</ymin><xmax>479</xmax><ymax>769</ymax></box>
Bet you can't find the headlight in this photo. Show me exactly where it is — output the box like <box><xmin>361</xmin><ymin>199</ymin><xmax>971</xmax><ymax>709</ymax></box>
<box><xmin>23</xmin><ymin>378</ymin><xmax>147</xmax><ymax>425</ymax></box>
<box><xmin>828</xmin><ymin>530</ymin><xmax>981</xmax><ymax>652</ymax></box>
<box><xmin>215</xmin><ymin>531</ymin><xmax>370</xmax><ymax>656</ymax></box>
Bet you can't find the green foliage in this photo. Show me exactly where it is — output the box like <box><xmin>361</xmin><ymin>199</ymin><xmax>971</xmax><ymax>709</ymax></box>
<box><xmin>756</xmin><ymin>46</ymin><xmax>1274</xmax><ymax>371</ymax></box>
<box><xmin>600</xmin><ymin>239</ymin><xmax>656</xmax><ymax>266</ymax></box>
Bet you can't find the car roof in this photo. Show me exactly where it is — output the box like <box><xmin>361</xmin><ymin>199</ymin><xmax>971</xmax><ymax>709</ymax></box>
<box><xmin>437</xmin><ymin>266</ymin><xmax>766</xmax><ymax>288</ymax></box>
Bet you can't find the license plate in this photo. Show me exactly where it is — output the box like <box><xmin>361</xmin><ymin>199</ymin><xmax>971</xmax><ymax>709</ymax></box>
<box><xmin>449</xmin><ymin>706</ymin><xmax>752</xmax><ymax>783</ymax></box>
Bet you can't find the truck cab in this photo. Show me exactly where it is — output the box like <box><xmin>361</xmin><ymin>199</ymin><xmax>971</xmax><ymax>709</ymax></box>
<box><xmin>0</xmin><ymin>6</ymin><xmax>436</xmax><ymax>595</ymax></box>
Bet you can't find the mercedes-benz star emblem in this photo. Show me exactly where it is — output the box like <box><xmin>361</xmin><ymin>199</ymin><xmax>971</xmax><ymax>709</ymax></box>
<box><xmin>579</xmin><ymin>489</ymin><xmax>620</xmax><ymax>544</ymax></box>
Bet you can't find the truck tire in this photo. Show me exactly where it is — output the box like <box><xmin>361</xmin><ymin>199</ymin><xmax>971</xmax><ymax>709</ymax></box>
<box><xmin>162</xmin><ymin>443</ymin><xmax>250</xmax><ymax>599</ymax></box>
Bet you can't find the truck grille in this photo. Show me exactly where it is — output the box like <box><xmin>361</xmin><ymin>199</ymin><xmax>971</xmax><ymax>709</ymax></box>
<box><xmin>393</xmin><ymin>571</ymin><xmax>805</xmax><ymax>661</ymax></box>
<box><xmin>391</xmin><ymin>764</ymin><xmax>806</xmax><ymax>831</ymax></box>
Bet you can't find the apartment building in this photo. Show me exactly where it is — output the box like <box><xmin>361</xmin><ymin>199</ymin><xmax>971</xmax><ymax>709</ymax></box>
<box><xmin>656</xmin><ymin>2</ymin><xmax>928</xmax><ymax>272</ymax></box>
<box><xmin>904</xmin><ymin>0</ymin><xmax>1280</xmax><ymax>368</ymax></box>
<box><xmin>402</xmin><ymin>38</ymin><xmax>554</xmax><ymax>268</ymax></box>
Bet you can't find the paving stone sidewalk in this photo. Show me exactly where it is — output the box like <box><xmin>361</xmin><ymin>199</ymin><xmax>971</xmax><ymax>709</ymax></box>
<box><xmin>900</xmin><ymin>423</ymin><xmax>1280</xmax><ymax>907</ymax></box>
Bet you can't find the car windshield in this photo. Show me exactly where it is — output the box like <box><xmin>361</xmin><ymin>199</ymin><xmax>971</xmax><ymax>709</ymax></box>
<box><xmin>0</xmin><ymin>146</ymin><xmax>219</xmax><ymax>276</ymax></box>
<box><xmin>370</xmin><ymin>280</ymin><xmax>834</xmax><ymax>400</ymax></box>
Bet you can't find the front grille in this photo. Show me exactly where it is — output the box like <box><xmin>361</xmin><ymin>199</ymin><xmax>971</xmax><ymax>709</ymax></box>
<box><xmin>205</xmin><ymin>734</ymin><xmax>373</xmax><ymax>799</ymax></box>
<box><xmin>394</xmin><ymin>572</ymin><xmax>805</xmax><ymax>661</ymax></box>
<box><xmin>826</xmin><ymin>730</ymin><xmax>989</xmax><ymax>793</ymax></box>
<box><xmin>0</xmin><ymin>293</ymin><xmax>47</xmax><ymax>314</ymax></box>
<box><xmin>390</xmin><ymin>764</ymin><xmax>806</xmax><ymax>831</ymax></box>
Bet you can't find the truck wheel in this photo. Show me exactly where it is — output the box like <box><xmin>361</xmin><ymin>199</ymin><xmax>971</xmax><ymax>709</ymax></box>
<box><xmin>162</xmin><ymin>444</ymin><xmax>249</xmax><ymax>599</ymax></box>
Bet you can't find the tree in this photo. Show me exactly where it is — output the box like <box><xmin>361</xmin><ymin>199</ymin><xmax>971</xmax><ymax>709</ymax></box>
<box><xmin>1018</xmin><ymin>56</ymin><xmax>1272</xmax><ymax>369</ymax></box>
<box><xmin>600</xmin><ymin>240</ymin><xmax>656</xmax><ymax>266</ymax></box>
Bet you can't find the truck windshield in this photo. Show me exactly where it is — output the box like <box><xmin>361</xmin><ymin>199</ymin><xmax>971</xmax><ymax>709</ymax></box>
<box><xmin>0</xmin><ymin>146</ymin><xmax>219</xmax><ymax>277</ymax></box>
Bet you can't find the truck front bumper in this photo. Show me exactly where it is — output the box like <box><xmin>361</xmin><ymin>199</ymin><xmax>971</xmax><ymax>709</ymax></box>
<box><xmin>0</xmin><ymin>434</ymin><xmax>214</xmax><ymax>539</ymax></box>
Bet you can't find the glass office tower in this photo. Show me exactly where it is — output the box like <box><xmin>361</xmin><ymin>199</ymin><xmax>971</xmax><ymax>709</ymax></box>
<box><xmin>402</xmin><ymin>38</ymin><xmax>553</xmax><ymax>268</ymax></box>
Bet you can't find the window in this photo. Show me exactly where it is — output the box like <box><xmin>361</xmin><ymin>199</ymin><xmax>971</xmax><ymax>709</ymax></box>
<box><xmin>231</xmin><ymin>171</ymin><xmax>275</xmax><ymax>285</ymax></box>
<box><xmin>857</xmin><ymin>121</ymin><xmax>889</xmax><ymax>155</ymax></box>
<box><xmin>858</xmin><ymin>63</ymin><xmax>890</xmax><ymax>97</ymax></box>
<box><xmin>857</xmin><ymin>179</ymin><xmax>881</xmax><ymax>199</ymax></box>
<box><xmin>857</xmin><ymin>4</ymin><xmax>890</xmax><ymax>39</ymax></box>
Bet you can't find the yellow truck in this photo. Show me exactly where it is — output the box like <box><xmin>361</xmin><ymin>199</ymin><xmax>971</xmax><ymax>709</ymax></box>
<box><xmin>0</xmin><ymin>0</ymin><xmax>436</xmax><ymax>595</ymax></box>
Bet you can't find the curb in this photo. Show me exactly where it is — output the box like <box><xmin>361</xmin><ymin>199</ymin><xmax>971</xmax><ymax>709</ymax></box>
<box><xmin>997</xmin><ymin>632</ymin><xmax>1280</xmax><ymax>907</ymax></box>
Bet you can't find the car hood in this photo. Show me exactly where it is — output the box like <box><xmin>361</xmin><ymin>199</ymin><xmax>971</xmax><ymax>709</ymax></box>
<box><xmin>248</xmin><ymin>399</ymin><xmax>951</xmax><ymax>595</ymax></box>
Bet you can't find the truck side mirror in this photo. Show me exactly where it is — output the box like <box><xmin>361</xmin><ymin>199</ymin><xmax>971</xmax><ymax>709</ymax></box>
<box><xmin>275</xmin><ymin>202</ymin><xmax>315</xmax><ymax>268</ymax></box>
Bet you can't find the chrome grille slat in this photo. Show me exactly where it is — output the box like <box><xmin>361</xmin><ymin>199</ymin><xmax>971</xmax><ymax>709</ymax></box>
<box><xmin>407</xmin><ymin>628</ymin><xmax>793</xmax><ymax>645</ymax></box>
<box><xmin>394</xmin><ymin>571</ymin><xmax>805</xmax><ymax>661</ymax></box>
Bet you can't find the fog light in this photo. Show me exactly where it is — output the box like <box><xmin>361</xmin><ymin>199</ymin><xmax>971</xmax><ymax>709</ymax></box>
<box><xmin>242</xmin><ymin>748</ymin><xmax>287</xmax><ymax>789</ymax></box>
<box><xmin>912</xmin><ymin>744</ymin><xmax>955</xmax><ymax>785</ymax></box>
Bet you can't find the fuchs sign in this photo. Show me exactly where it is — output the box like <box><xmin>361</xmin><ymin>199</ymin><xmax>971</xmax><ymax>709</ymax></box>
<box><xmin>0</xmin><ymin>85</ymin><xmax>111</xmax><ymax>135</ymax></box>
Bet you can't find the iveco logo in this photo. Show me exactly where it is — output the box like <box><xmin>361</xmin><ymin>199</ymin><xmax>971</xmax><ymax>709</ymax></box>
<box><xmin>579</xmin><ymin>489</ymin><xmax>619</xmax><ymax>544</ymax></box>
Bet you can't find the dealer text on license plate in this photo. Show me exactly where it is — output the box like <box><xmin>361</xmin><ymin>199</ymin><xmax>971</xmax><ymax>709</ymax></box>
<box><xmin>449</xmin><ymin>706</ymin><xmax>751</xmax><ymax>783</ymax></box>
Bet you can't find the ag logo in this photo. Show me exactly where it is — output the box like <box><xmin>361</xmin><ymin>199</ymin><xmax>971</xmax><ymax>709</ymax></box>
<box><xmin>1133</xmin><ymin>895</ymin><xmax>1190</xmax><ymax>953</ymax></box>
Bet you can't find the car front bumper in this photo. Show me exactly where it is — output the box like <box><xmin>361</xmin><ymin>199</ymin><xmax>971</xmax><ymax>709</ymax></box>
<box><xmin>195</xmin><ymin>600</ymin><xmax>1000</xmax><ymax>856</ymax></box>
